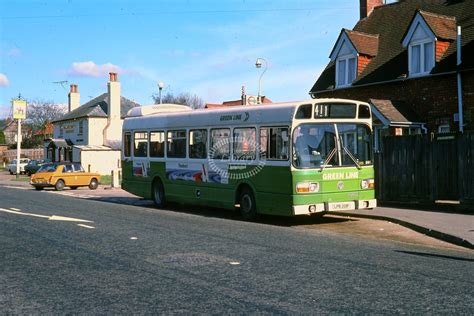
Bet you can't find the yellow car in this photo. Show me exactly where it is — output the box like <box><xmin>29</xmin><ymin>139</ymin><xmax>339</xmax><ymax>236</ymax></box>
<box><xmin>30</xmin><ymin>162</ymin><xmax>101</xmax><ymax>191</ymax></box>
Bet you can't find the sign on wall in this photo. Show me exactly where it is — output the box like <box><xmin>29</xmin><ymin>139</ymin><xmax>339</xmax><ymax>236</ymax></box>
<box><xmin>12</xmin><ymin>100</ymin><xmax>27</xmax><ymax>119</ymax></box>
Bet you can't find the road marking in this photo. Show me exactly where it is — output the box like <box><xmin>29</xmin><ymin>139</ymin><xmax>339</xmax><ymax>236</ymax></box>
<box><xmin>10</xmin><ymin>208</ymin><xmax>21</xmax><ymax>211</ymax></box>
<box><xmin>130</xmin><ymin>237</ymin><xmax>138</xmax><ymax>240</ymax></box>
<box><xmin>0</xmin><ymin>207</ymin><xmax>93</xmax><ymax>223</ymax></box>
<box><xmin>49</xmin><ymin>215</ymin><xmax>93</xmax><ymax>223</ymax></box>
<box><xmin>0</xmin><ymin>208</ymin><xmax>49</xmax><ymax>219</ymax></box>
<box><xmin>77</xmin><ymin>224</ymin><xmax>95</xmax><ymax>229</ymax></box>
<box><xmin>229</xmin><ymin>262</ymin><xmax>241</xmax><ymax>265</ymax></box>
<box><xmin>1</xmin><ymin>185</ymin><xmax>29</xmax><ymax>190</ymax></box>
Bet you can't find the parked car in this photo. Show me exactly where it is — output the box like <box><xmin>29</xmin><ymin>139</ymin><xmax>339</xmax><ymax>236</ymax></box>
<box><xmin>30</xmin><ymin>162</ymin><xmax>101</xmax><ymax>191</ymax></box>
<box><xmin>24</xmin><ymin>159</ymin><xmax>51</xmax><ymax>176</ymax></box>
<box><xmin>7</xmin><ymin>158</ymin><xmax>31</xmax><ymax>175</ymax></box>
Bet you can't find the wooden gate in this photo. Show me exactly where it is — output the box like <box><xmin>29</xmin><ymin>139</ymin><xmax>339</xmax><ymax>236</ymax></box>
<box><xmin>375</xmin><ymin>132</ymin><xmax>473</xmax><ymax>209</ymax></box>
<box><xmin>433</xmin><ymin>134</ymin><xmax>458</xmax><ymax>201</ymax></box>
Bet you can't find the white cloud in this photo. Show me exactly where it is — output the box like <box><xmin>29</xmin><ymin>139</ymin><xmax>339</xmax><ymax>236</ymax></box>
<box><xmin>0</xmin><ymin>73</ymin><xmax>10</xmax><ymax>87</ymax></box>
<box><xmin>68</xmin><ymin>61</ymin><xmax>123</xmax><ymax>78</ymax></box>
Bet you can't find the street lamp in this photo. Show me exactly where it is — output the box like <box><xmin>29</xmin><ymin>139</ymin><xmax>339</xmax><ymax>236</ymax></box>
<box><xmin>255</xmin><ymin>58</ymin><xmax>267</xmax><ymax>104</ymax></box>
<box><xmin>158</xmin><ymin>81</ymin><xmax>164</xmax><ymax>104</ymax></box>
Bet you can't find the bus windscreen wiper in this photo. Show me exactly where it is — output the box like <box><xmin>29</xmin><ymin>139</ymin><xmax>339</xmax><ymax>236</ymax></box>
<box><xmin>340</xmin><ymin>137</ymin><xmax>361</xmax><ymax>170</ymax></box>
<box><xmin>320</xmin><ymin>147</ymin><xmax>337</xmax><ymax>172</ymax></box>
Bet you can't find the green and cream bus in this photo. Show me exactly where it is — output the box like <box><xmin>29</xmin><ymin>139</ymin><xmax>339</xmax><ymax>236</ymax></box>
<box><xmin>122</xmin><ymin>99</ymin><xmax>376</xmax><ymax>219</ymax></box>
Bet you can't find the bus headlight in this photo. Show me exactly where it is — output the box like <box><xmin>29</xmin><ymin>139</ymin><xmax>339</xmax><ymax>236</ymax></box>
<box><xmin>361</xmin><ymin>179</ymin><xmax>375</xmax><ymax>189</ymax></box>
<box><xmin>296</xmin><ymin>182</ymin><xmax>320</xmax><ymax>193</ymax></box>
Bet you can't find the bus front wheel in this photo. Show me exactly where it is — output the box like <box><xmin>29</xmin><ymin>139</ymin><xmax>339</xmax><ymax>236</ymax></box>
<box><xmin>239</xmin><ymin>188</ymin><xmax>257</xmax><ymax>220</ymax></box>
<box><xmin>152</xmin><ymin>179</ymin><xmax>166</xmax><ymax>208</ymax></box>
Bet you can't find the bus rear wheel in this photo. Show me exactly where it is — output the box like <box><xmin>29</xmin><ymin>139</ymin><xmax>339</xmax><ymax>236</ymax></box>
<box><xmin>239</xmin><ymin>188</ymin><xmax>257</xmax><ymax>220</ymax></box>
<box><xmin>153</xmin><ymin>179</ymin><xmax>166</xmax><ymax>208</ymax></box>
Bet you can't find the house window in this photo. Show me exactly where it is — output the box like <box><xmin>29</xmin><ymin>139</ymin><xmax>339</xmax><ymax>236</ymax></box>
<box><xmin>409</xmin><ymin>40</ymin><xmax>434</xmax><ymax>76</ymax></box>
<box><xmin>336</xmin><ymin>56</ymin><xmax>356</xmax><ymax>87</ymax></box>
<box><xmin>78</xmin><ymin>121</ymin><xmax>83</xmax><ymax>135</ymax></box>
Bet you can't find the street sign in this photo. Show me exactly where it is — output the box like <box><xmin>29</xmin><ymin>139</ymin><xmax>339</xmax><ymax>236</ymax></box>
<box><xmin>12</xmin><ymin>100</ymin><xmax>27</xmax><ymax>119</ymax></box>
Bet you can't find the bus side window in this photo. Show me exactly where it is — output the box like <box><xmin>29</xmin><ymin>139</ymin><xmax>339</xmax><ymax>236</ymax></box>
<box><xmin>295</xmin><ymin>104</ymin><xmax>312</xmax><ymax>119</ymax></box>
<box><xmin>150</xmin><ymin>131</ymin><xmax>165</xmax><ymax>158</ymax></box>
<box><xmin>189</xmin><ymin>129</ymin><xmax>208</xmax><ymax>159</ymax></box>
<box><xmin>233</xmin><ymin>127</ymin><xmax>256</xmax><ymax>160</ymax></box>
<box><xmin>260</xmin><ymin>127</ymin><xmax>289</xmax><ymax>160</ymax></box>
<box><xmin>134</xmin><ymin>132</ymin><xmax>148</xmax><ymax>157</ymax></box>
<box><xmin>210</xmin><ymin>128</ymin><xmax>230</xmax><ymax>160</ymax></box>
<box><xmin>167</xmin><ymin>130</ymin><xmax>186</xmax><ymax>158</ymax></box>
<box><xmin>358</xmin><ymin>104</ymin><xmax>371</xmax><ymax>119</ymax></box>
<box><xmin>124</xmin><ymin>132</ymin><xmax>131</xmax><ymax>157</ymax></box>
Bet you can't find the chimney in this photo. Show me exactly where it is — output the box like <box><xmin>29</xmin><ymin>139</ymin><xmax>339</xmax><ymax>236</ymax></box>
<box><xmin>68</xmin><ymin>84</ymin><xmax>80</xmax><ymax>112</ymax></box>
<box><xmin>104</xmin><ymin>72</ymin><xmax>122</xmax><ymax>148</ymax></box>
<box><xmin>360</xmin><ymin>0</ymin><xmax>384</xmax><ymax>19</ymax></box>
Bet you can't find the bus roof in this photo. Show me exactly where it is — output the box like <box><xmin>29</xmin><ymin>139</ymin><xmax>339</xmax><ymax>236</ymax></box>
<box><xmin>123</xmin><ymin>98</ymin><xmax>369</xmax><ymax>131</ymax></box>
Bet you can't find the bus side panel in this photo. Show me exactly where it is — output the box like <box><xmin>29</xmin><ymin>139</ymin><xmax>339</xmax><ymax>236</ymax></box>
<box><xmin>248</xmin><ymin>165</ymin><xmax>293</xmax><ymax>216</ymax></box>
<box><xmin>164</xmin><ymin>181</ymin><xmax>235</xmax><ymax>210</ymax></box>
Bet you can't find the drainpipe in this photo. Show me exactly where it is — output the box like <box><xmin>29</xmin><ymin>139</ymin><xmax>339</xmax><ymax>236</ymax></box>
<box><xmin>457</xmin><ymin>26</ymin><xmax>464</xmax><ymax>133</ymax></box>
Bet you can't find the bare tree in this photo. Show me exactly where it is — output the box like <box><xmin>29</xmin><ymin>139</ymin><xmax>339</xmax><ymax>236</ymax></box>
<box><xmin>151</xmin><ymin>92</ymin><xmax>204</xmax><ymax>109</ymax></box>
<box><xmin>26</xmin><ymin>99</ymin><xmax>67</xmax><ymax>132</ymax></box>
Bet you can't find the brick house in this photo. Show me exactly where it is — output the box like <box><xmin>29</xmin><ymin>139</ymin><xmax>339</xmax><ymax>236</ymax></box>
<box><xmin>309</xmin><ymin>0</ymin><xmax>474</xmax><ymax>147</ymax></box>
<box><xmin>1</xmin><ymin>118</ymin><xmax>33</xmax><ymax>146</ymax></box>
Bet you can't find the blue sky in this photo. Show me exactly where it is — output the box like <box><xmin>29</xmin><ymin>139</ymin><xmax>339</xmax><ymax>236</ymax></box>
<box><xmin>0</xmin><ymin>0</ymin><xmax>361</xmax><ymax>118</ymax></box>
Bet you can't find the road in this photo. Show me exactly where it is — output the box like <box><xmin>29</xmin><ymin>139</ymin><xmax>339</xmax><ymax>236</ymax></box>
<box><xmin>1</xmin><ymin>186</ymin><xmax>473</xmax><ymax>314</ymax></box>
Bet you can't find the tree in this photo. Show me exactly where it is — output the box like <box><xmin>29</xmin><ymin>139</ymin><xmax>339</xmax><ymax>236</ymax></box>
<box><xmin>26</xmin><ymin>99</ymin><xmax>67</xmax><ymax>133</ymax></box>
<box><xmin>151</xmin><ymin>91</ymin><xmax>204</xmax><ymax>109</ymax></box>
<box><xmin>0</xmin><ymin>130</ymin><xmax>5</xmax><ymax>144</ymax></box>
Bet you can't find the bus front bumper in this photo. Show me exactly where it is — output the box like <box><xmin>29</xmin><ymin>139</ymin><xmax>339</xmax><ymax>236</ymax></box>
<box><xmin>293</xmin><ymin>199</ymin><xmax>377</xmax><ymax>215</ymax></box>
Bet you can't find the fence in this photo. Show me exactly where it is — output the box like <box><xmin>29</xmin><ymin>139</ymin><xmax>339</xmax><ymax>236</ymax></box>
<box><xmin>1</xmin><ymin>148</ymin><xmax>45</xmax><ymax>162</ymax></box>
<box><xmin>375</xmin><ymin>132</ymin><xmax>474</xmax><ymax>209</ymax></box>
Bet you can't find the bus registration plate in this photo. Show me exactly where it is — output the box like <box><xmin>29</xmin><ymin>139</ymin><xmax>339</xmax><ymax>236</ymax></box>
<box><xmin>327</xmin><ymin>201</ymin><xmax>355</xmax><ymax>211</ymax></box>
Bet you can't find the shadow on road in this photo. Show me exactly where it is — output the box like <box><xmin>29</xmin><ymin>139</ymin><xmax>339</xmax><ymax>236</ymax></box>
<box><xmin>395</xmin><ymin>250</ymin><xmax>474</xmax><ymax>262</ymax></box>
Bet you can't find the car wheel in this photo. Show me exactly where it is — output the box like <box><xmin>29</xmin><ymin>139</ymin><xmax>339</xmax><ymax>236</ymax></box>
<box><xmin>89</xmin><ymin>178</ymin><xmax>98</xmax><ymax>190</ymax></box>
<box><xmin>70</xmin><ymin>186</ymin><xmax>78</xmax><ymax>190</ymax></box>
<box><xmin>239</xmin><ymin>187</ymin><xmax>257</xmax><ymax>220</ymax></box>
<box><xmin>9</xmin><ymin>171</ymin><xmax>13</xmax><ymax>175</ymax></box>
<box><xmin>34</xmin><ymin>186</ymin><xmax>43</xmax><ymax>191</ymax></box>
<box><xmin>152</xmin><ymin>178</ymin><xmax>166</xmax><ymax>207</ymax></box>
<box><xmin>26</xmin><ymin>171</ymin><xmax>31</xmax><ymax>176</ymax></box>
<box><xmin>55</xmin><ymin>180</ymin><xmax>65</xmax><ymax>191</ymax></box>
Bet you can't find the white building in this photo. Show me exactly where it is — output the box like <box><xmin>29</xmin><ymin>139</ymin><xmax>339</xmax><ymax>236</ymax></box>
<box><xmin>46</xmin><ymin>73</ymin><xmax>140</xmax><ymax>174</ymax></box>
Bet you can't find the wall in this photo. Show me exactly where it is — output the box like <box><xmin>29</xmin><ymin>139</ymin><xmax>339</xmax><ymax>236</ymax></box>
<box><xmin>315</xmin><ymin>71</ymin><xmax>474</xmax><ymax>132</ymax></box>
<box><xmin>80</xmin><ymin>149</ymin><xmax>121</xmax><ymax>175</ymax></box>
<box><xmin>53</xmin><ymin>117</ymin><xmax>108</xmax><ymax>146</ymax></box>
<box><xmin>87</xmin><ymin>118</ymin><xmax>108</xmax><ymax>146</ymax></box>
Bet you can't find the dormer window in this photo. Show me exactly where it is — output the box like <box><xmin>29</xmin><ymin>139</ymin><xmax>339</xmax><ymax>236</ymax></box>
<box><xmin>337</xmin><ymin>56</ymin><xmax>357</xmax><ymax>87</ymax></box>
<box><xmin>329</xmin><ymin>29</ymin><xmax>379</xmax><ymax>89</ymax></box>
<box><xmin>409</xmin><ymin>40</ymin><xmax>434</xmax><ymax>76</ymax></box>
<box><xmin>402</xmin><ymin>10</ymin><xmax>456</xmax><ymax>78</ymax></box>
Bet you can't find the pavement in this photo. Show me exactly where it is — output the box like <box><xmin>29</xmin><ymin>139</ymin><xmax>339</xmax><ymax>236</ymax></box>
<box><xmin>1</xmin><ymin>171</ymin><xmax>473</xmax><ymax>250</ymax></box>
